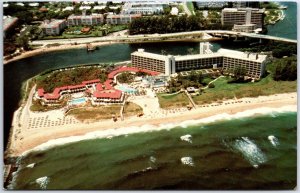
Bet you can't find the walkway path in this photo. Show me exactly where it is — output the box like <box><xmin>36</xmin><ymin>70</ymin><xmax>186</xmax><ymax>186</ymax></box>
<box><xmin>184</xmin><ymin>90</ymin><xmax>196</xmax><ymax>109</ymax></box>
<box><xmin>202</xmin><ymin>75</ymin><xmax>225</xmax><ymax>89</ymax></box>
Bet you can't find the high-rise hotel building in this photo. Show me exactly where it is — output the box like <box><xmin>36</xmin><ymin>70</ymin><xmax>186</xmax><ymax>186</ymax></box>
<box><xmin>131</xmin><ymin>47</ymin><xmax>267</xmax><ymax>79</ymax></box>
<box><xmin>221</xmin><ymin>8</ymin><xmax>264</xmax><ymax>32</ymax></box>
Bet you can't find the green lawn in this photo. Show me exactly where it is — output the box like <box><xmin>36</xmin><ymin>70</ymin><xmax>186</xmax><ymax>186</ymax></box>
<box><xmin>123</xmin><ymin>102</ymin><xmax>143</xmax><ymax>117</ymax></box>
<box><xmin>157</xmin><ymin>92</ymin><xmax>190</xmax><ymax>109</ymax></box>
<box><xmin>192</xmin><ymin>75</ymin><xmax>296</xmax><ymax>105</ymax></box>
<box><xmin>67</xmin><ymin>105</ymin><xmax>121</xmax><ymax>121</ymax></box>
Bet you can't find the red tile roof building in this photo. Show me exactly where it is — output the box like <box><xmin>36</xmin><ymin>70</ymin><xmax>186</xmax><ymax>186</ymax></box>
<box><xmin>36</xmin><ymin>66</ymin><xmax>159</xmax><ymax>106</ymax></box>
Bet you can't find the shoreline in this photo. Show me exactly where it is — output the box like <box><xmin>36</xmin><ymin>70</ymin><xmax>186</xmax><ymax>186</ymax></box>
<box><xmin>6</xmin><ymin>92</ymin><xmax>297</xmax><ymax>157</ymax></box>
<box><xmin>3</xmin><ymin>41</ymin><xmax>118</xmax><ymax>65</ymax></box>
<box><xmin>3</xmin><ymin>38</ymin><xmax>220</xmax><ymax>65</ymax></box>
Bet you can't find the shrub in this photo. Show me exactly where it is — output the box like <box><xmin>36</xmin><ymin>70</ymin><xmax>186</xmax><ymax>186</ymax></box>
<box><xmin>208</xmin><ymin>83</ymin><xmax>215</xmax><ymax>88</ymax></box>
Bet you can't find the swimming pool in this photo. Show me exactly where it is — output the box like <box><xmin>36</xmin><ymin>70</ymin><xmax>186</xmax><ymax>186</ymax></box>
<box><xmin>116</xmin><ymin>85</ymin><xmax>137</xmax><ymax>94</ymax></box>
<box><xmin>69</xmin><ymin>97</ymin><xmax>87</xmax><ymax>105</ymax></box>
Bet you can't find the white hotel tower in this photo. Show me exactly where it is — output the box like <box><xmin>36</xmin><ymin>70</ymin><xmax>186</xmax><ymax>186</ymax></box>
<box><xmin>131</xmin><ymin>43</ymin><xmax>267</xmax><ymax>79</ymax></box>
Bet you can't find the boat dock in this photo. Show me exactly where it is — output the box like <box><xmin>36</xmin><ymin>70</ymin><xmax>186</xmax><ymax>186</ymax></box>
<box><xmin>86</xmin><ymin>43</ymin><xmax>96</xmax><ymax>51</ymax></box>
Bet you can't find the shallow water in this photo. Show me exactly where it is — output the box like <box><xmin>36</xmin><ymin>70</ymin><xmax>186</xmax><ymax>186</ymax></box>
<box><xmin>10</xmin><ymin>111</ymin><xmax>296</xmax><ymax>190</ymax></box>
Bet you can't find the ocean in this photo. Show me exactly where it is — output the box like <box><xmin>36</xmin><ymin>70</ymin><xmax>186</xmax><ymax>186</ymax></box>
<box><xmin>9</xmin><ymin>110</ymin><xmax>296</xmax><ymax>190</ymax></box>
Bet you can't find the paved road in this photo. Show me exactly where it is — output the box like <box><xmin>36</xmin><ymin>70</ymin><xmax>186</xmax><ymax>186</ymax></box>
<box><xmin>31</xmin><ymin>30</ymin><xmax>297</xmax><ymax>47</ymax></box>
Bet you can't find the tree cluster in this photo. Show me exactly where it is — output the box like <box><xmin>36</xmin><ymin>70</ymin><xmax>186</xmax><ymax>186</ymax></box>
<box><xmin>36</xmin><ymin>67</ymin><xmax>108</xmax><ymax>93</ymax></box>
<box><xmin>128</xmin><ymin>15</ymin><xmax>229</xmax><ymax>35</ymax></box>
<box><xmin>129</xmin><ymin>15</ymin><xmax>202</xmax><ymax>35</ymax></box>
<box><xmin>117</xmin><ymin>72</ymin><xmax>135</xmax><ymax>83</ymax></box>
<box><xmin>167</xmin><ymin>70</ymin><xmax>204</xmax><ymax>93</ymax></box>
<box><xmin>272</xmin><ymin>56</ymin><xmax>297</xmax><ymax>81</ymax></box>
<box><xmin>239</xmin><ymin>42</ymin><xmax>297</xmax><ymax>58</ymax></box>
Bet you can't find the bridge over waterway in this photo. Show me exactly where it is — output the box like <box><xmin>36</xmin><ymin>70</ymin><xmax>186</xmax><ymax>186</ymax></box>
<box><xmin>203</xmin><ymin>30</ymin><xmax>297</xmax><ymax>44</ymax></box>
<box><xmin>31</xmin><ymin>30</ymin><xmax>296</xmax><ymax>47</ymax></box>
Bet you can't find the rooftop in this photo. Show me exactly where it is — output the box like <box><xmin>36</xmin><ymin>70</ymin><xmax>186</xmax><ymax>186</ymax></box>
<box><xmin>41</xmin><ymin>19</ymin><xmax>66</xmax><ymax>28</ymax></box>
<box><xmin>3</xmin><ymin>16</ymin><xmax>18</xmax><ymax>31</ymax></box>
<box><xmin>217</xmin><ymin>48</ymin><xmax>267</xmax><ymax>63</ymax></box>
<box><xmin>106</xmin><ymin>14</ymin><xmax>142</xmax><ymax>19</ymax></box>
<box><xmin>133</xmin><ymin>48</ymin><xmax>267</xmax><ymax>63</ymax></box>
<box><xmin>222</xmin><ymin>8</ymin><xmax>264</xmax><ymax>13</ymax></box>
<box><xmin>93</xmin><ymin>5</ymin><xmax>106</xmax><ymax>10</ymax></box>
<box><xmin>132</xmin><ymin>49</ymin><xmax>169</xmax><ymax>61</ymax></box>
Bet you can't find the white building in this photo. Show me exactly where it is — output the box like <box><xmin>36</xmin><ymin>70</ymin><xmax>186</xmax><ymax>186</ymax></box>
<box><xmin>131</xmin><ymin>48</ymin><xmax>268</xmax><ymax>79</ymax></box>
<box><xmin>170</xmin><ymin>7</ymin><xmax>179</xmax><ymax>16</ymax></box>
<box><xmin>16</xmin><ymin>3</ymin><xmax>24</xmax><ymax>6</ymax></box>
<box><xmin>67</xmin><ymin>11</ymin><xmax>104</xmax><ymax>26</ymax></box>
<box><xmin>83</xmin><ymin>1</ymin><xmax>95</xmax><ymax>5</ymax></box>
<box><xmin>221</xmin><ymin>8</ymin><xmax>265</xmax><ymax>32</ymax></box>
<box><xmin>122</xmin><ymin>1</ymin><xmax>168</xmax><ymax>15</ymax></box>
<box><xmin>29</xmin><ymin>3</ymin><xmax>39</xmax><ymax>7</ymax></box>
<box><xmin>40</xmin><ymin>19</ymin><xmax>67</xmax><ymax>36</ymax></box>
<box><xmin>106</xmin><ymin>14</ymin><xmax>142</xmax><ymax>24</ymax></box>
<box><xmin>63</xmin><ymin>6</ymin><xmax>74</xmax><ymax>11</ymax></box>
<box><xmin>93</xmin><ymin>5</ymin><xmax>106</xmax><ymax>10</ymax></box>
<box><xmin>79</xmin><ymin>6</ymin><xmax>92</xmax><ymax>10</ymax></box>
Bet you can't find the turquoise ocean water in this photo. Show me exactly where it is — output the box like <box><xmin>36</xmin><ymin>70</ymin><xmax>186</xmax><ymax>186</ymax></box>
<box><xmin>5</xmin><ymin>2</ymin><xmax>297</xmax><ymax>189</ymax></box>
<box><xmin>9</xmin><ymin>111</ymin><xmax>296</xmax><ymax>190</ymax></box>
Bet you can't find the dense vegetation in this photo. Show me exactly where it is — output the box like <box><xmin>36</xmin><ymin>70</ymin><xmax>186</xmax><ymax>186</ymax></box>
<box><xmin>117</xmin><ymin>72</ymin><xmax>135</xmax><ymax>83</ymax></box>
<box><xmin>36</xmin><ymin>67</ymin><xmax>108</xmax><ymax>93</ymax></box>
<box><xmin>239</xmin><ymin>42</ymin><xmax>297</xmax><ymax>58</ymax></box>
<box><xmin>128</xmin><ymin>15</ymin><xmax>230</xmax><ymax>35</ymax></box>
<box><xmin>117</xmin><ymin>71</ymin><xmax>148</xmax><ymax>83</ymax></box>
<box><xmin>269</xmin><ymin>56</ymin><xmax>297</xmax><ymax>81</ymax></box>
<box><xmin>167</xmin><ymin>70</ymin><xmax>204</xmax><ymax>93</ymax></box>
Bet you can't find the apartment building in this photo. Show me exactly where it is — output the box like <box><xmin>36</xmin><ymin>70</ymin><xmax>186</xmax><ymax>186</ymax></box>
<box><xmin>67</xmin><ymin>13</ymin><xmax>104</xmax><ymax>26</ymax></box>
<box><xmin>40</xmin><ymin>19</ymin><xmax>67</xmax><ymax>35</ymax></box>
<box><xmin>3</xmin><ymin>16</ymin><xmax>18</xmax><ymax>38</ymax></box>
<box><xmin>221</xmin><ymin>8</ymin><xmax>264</xmax><ymax>32</ymax></box>
<box><xmin>131</xmin><ymin>48</ymin><xmax>267</xmax><ymax>79</ymax></box>
<box><xmin>122</xmin><ymin>2</ymin><xmax>168</xmax><ymax>15</ymax></box>
<box><xmin>106</xmin><ymin>14</ymin><xmax>142</xmax><ymax>24</ymax></box>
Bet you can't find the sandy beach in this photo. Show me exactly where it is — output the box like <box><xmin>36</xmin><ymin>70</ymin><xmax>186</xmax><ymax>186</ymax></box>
<box><xmin>6</xmin><ymin>92</ymin><xmax>297</xmax><ymax>157</ymax></box>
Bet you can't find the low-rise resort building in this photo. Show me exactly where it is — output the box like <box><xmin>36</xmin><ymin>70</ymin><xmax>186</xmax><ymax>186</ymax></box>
<box><xmin>40</xmin><ymin>19</ymin><xmax>67</xmax><ymax>35</ymax></box>
<box><xmin>106</xmin><ymin>13</ymin><xmax>142</xmax><ymax>24</ymax></box>
<box><xmin>67</xmin><ymin>11</ymin><xmax>104</xmax><ymax>26</ymax></box>
<box><xmin>131</xmin><ymin>43</ymin><xmax>268</xmax><ymax>80</ymax></box>
<box><xmin>35</xmin><ymin>66</ymin><xmax>159</xmax><ymax>106</ymax></box>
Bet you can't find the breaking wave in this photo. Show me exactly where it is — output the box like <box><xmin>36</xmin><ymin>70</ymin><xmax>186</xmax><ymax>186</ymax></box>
<box><xmin>268</xmin><ymin>135</ymin><xmax>280</xmax><ymax>147</ymax></box>
<box><xmin>233</xmin><ymin>137</ymin><xmax>267</xmax><ymax>168</ymax></box>
<box><xmin>181</xmin><ymin>157</ymin><xmax>194</xmax><ymax>166</ymax></box>
<box><xmin>150</xmin><ymin>156</ymin><xmax>156</xmax><ymax>163</ymax></box>
<box><xmin>180</xmin><ymin>134</ymin><xmax>192</xmax><ymax>143</ymax></box>
<box><xmin>20</xmin><ymin>105</ymin><xmax>296</xmax><ymax>157</ymax></box>
<box><xmin>26</xmin><ymin>163</ymin><xmax>35</xmax><ymax>168</ymax></box>
<box><xmin>35</xmin><ymin>176</ymin><xmax>50</xmax><ymax>189</ymax></box>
